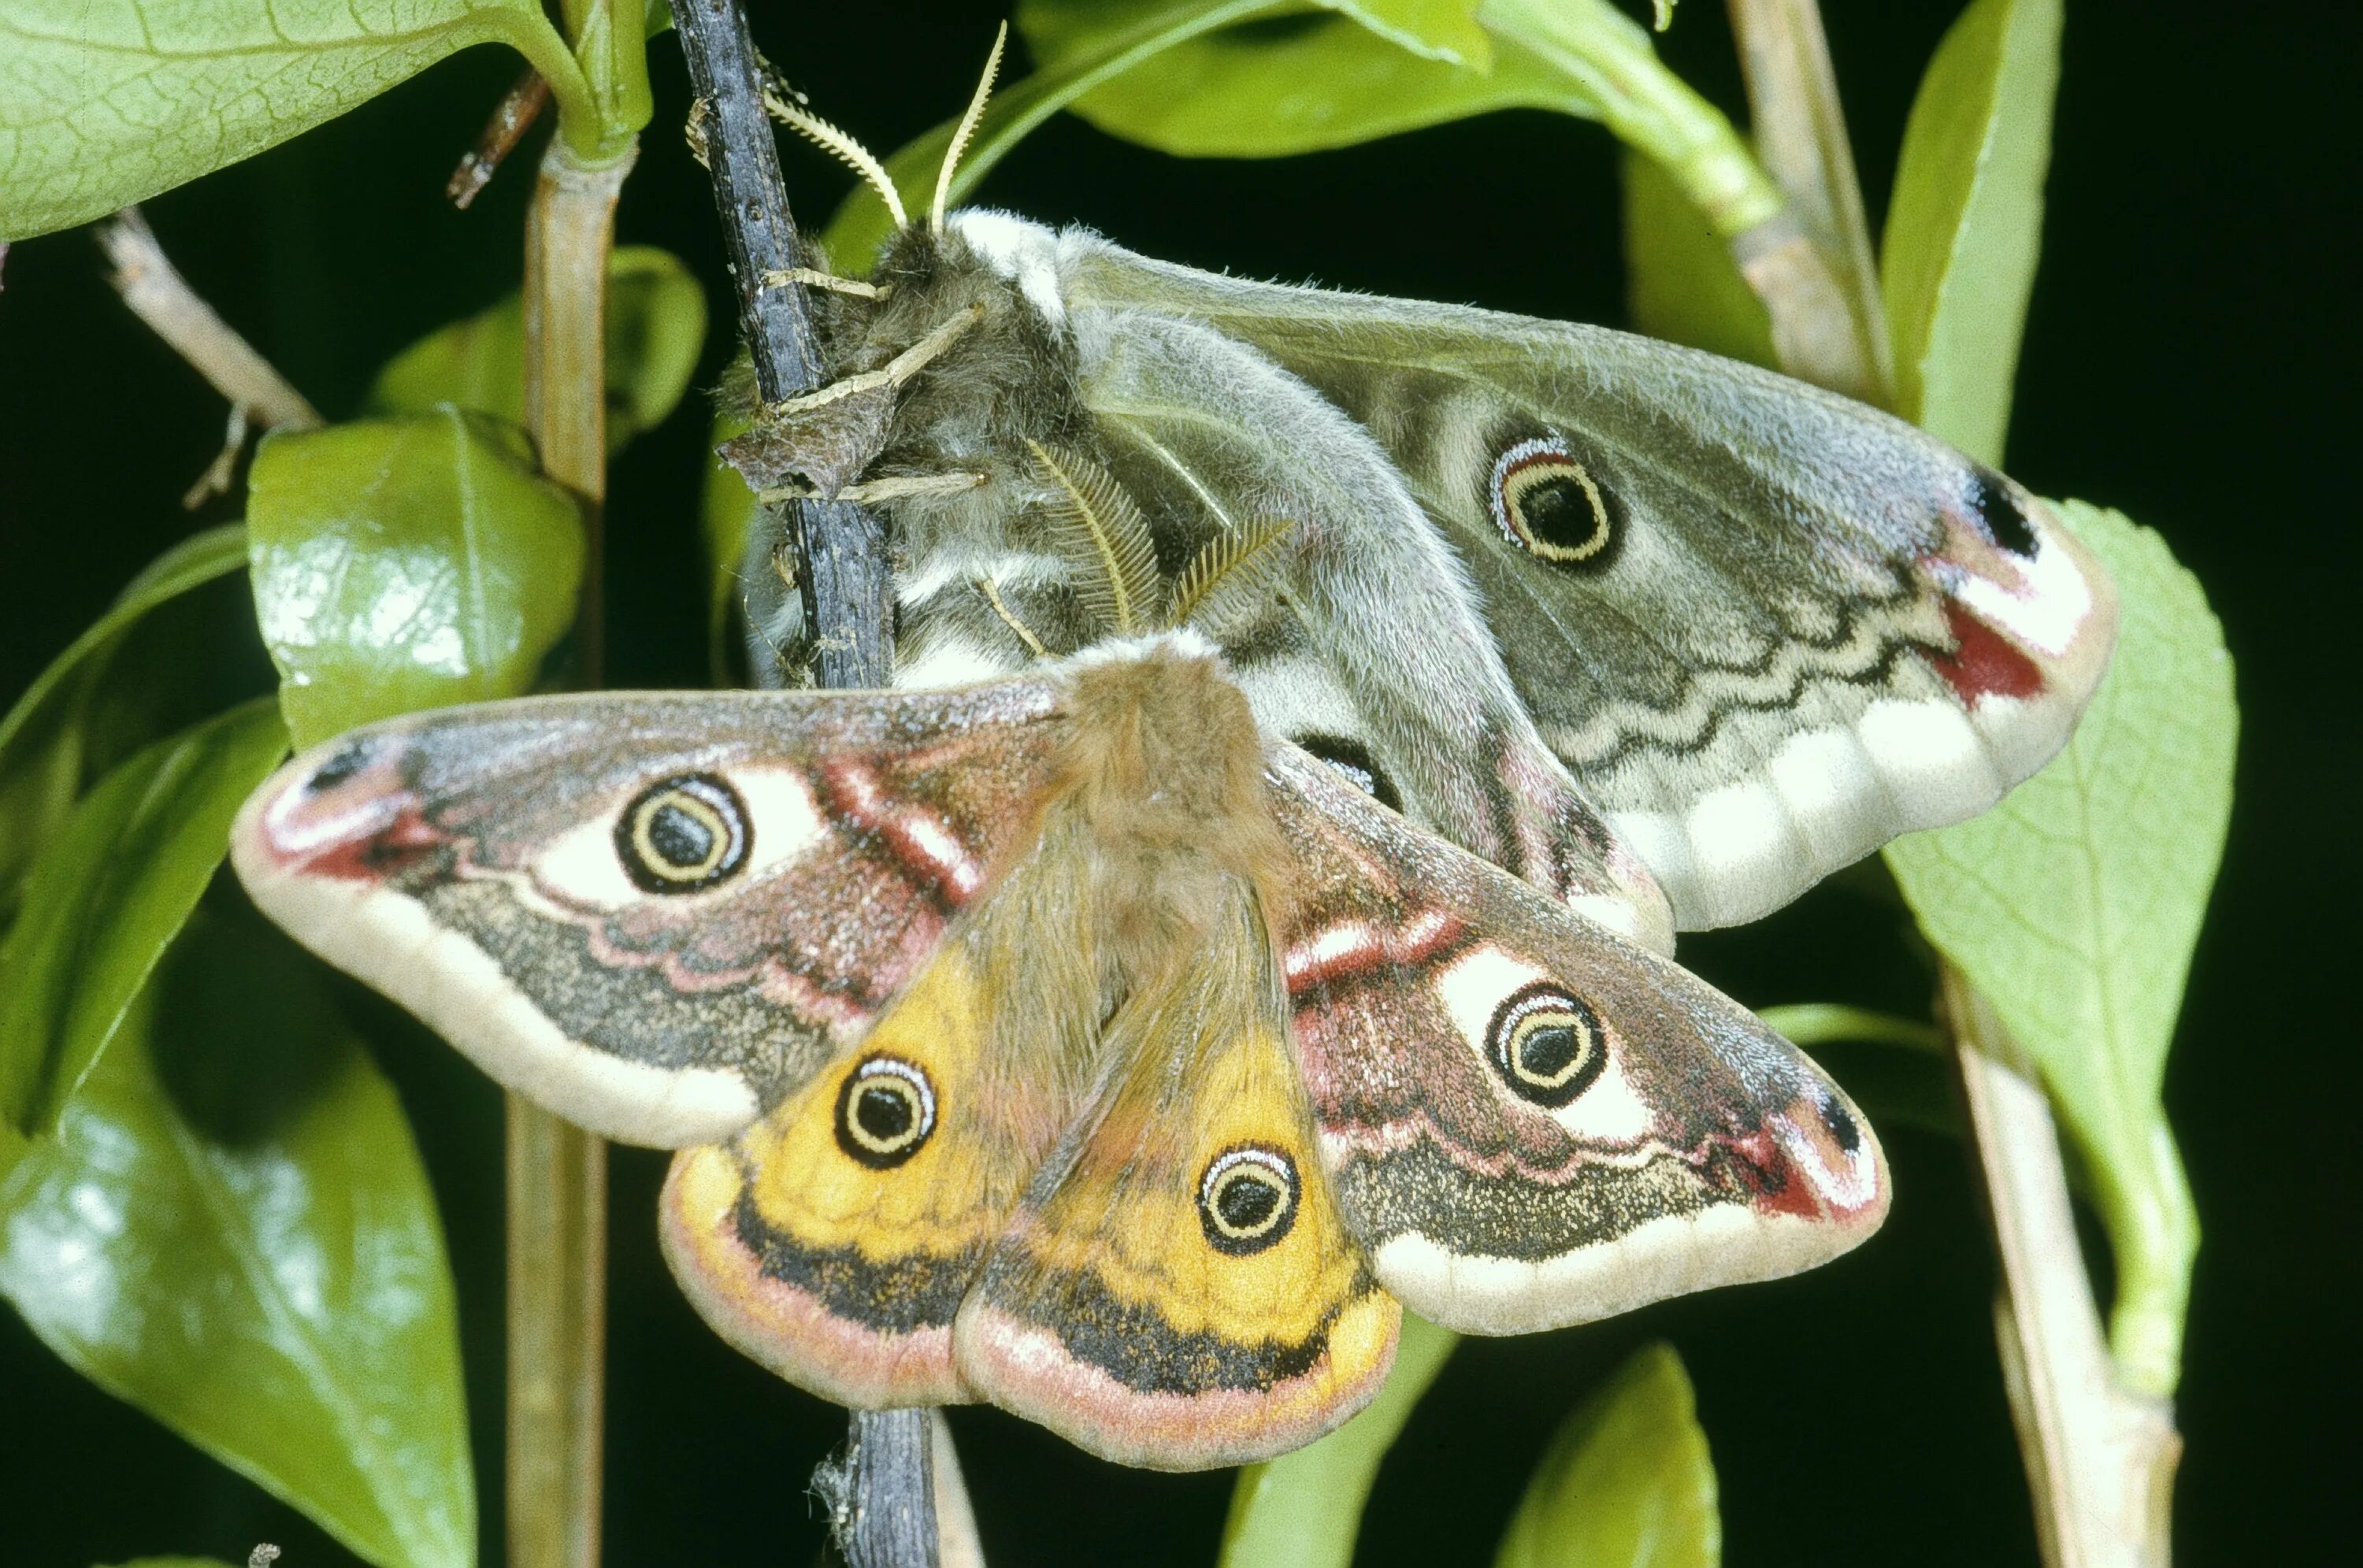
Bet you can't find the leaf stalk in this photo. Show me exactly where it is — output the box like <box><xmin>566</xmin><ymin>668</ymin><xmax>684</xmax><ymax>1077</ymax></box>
<box><xmin>510</xmin><ymin>132</ymin><xmax>636</xmax><ymax>1568</ymax></box>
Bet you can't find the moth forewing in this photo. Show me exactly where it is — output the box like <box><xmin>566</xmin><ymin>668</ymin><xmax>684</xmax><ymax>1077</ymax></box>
<box><xmin>748</xmin><ymin>208</ymin><xmax>2113</xmax><ymax>949</ymax></box>
<box><xmin>229</xmin><ymin>681</ymin><xmax>1072</xmax><ymax>1147</ymax></box>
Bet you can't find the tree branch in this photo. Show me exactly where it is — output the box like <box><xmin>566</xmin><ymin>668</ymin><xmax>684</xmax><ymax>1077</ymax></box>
<box><xmin>675</xmin><ymin>0</ymin><xmax>891</xmax><ymax>690</ymax></box>
<box><xmin>669</xmin><ymin>4</ymin><xmax>935</xmax><ymax>1563</ymax></box>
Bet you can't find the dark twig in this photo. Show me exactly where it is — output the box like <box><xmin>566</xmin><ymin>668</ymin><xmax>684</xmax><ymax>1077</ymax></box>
<box><xmin>811</xmin><ymin>1410</ymin><xmax>943</xmax><ymax>1568</ymax></box>
<box><xmin>669</xmin><ymin>4</ymin><xmax>934</xmax><ymax>1564</ymax></box>
<box><xmin>674</xmin><ymin>0</ymin><xmax>892</xmax><ymax>691</ymax></box>
<box><xmin>449</xmin><ymin>69</ymin><xmax>553</xmax><ymax>209</ymax></box>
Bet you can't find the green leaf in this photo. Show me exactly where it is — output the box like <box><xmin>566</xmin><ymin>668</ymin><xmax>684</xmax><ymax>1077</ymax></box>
<box><xmin>0</xmin><ymin>700</ymin><xmax>287</xmax><ymax>1137</ymax></box>
<box><xmin>1885</xmin><ymin>502</ymin><xmax>2230</xmax><ymax>1395</ymax></box>
<box><xmin>247</xmin><ymin>409</ymin><xmax>587</xmax><ymax>748</ymax></box>
<box><xmin>1621</xmin><ymin>149</ymin><xmax>1775</xmax><ymax>369</ymax></box>
<box><xmin>1879</xmin><ymin>0</ymin><xmax>2061</xmax><ymax>464</ymax></box>
<box><xmin>369</xmin><ymin>247</ymin><xmax>707</xmax><ymax>456</ymax></box>
<box><xmin>0</xmin><ymin>527</ymin><xmax>248</xmax><ymax>901</ymax></box>
<box><xmin>825</xmin><ymin>1</ymin><xmax>1775</xmax><ymax>271</ymax></box>
<box><xmin>0</xmin><ymin>0</ymin><xmax>582</xmax><ymax>240</ymax></box>
<box><xmin>1493</xmin><ymin>1342</ymin><xmax>1719</xmax><ymax>1568</ymax></box>
<box><xmin>1326</xmin><ymin>2</ymin><xmax>1493</xmax><ymax>69</ymax></box>
<box><xmin>1218</xmin><ymin>1313</ymin><xmax>1457</xmax><ymax>1568</ymax></box>
<box><xmin>2</xmin><ymin>914</ymin><xmax>473</xmax><ymax>1568</ymax></box>
<box><xmin>1026</xmin><ymin>0</ymin><xmax>1582</xmax><ymax>160</ymax></box>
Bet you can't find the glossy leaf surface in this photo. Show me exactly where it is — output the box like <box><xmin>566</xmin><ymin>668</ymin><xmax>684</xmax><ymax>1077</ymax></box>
<box><xmin>0</xmin><ymin>915</ymin><xmax>472</xmax><ymax>1568</ymax></box>
<box><xmin>1218</xmin><ymin>1313</ymin><xmax>1457</xmax><ymax>1568</ymax></box>
<box><xmin>0</xmin><ymin>0</ymin><xmax>576</xmax><ymax>239</ymax></box>
<box><xmin>1887</xmin><ymin>502</ymin><xmax>2229</xmax><ymax>1394</ymax></box>
<box><xmin>1881</xmin><ymin>0</ymin><xmax>2061</xmax><ymax>464</ymax></box>
<box><xmin>247</xmin><ymin>409</ymin><xmax>585</xmax><ymax>748</ymax></box>
<box><xmin>1023</xmin><ymin>0</ymin><xmax>1586</xmax><ymax>158</ymax></box>
<box><xmin>1493</xmin><ymin>1342</ymin><xmax>1719</xmax><ymax>1567</ymax></box>
<box><xmin>369</xmin><ymin>247</ymin><xmax>707</xmax><ymax>456</ymax></box>
<box><xmin>0</xmin><ymin>700</ymin><xmax>287</xmax><ymax>1137</ymax></box>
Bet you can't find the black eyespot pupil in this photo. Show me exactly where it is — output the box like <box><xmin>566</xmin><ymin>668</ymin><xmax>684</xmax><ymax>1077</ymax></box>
<box><xmin>616</xmin><ymin>773</ymin><xmax>749</xmax><ymax>893</ymax></box>
<box><xmin>1216</xmin><ymin>1176</ymin><xmax>1279</xmax><ymax>1231</ymax></box>
<box><xmin>833</xmin><ymin>1056</ymin><xmax>936</xmax><ymax>1169</ymax></box>
<box><xmin>1486</xmin><ymin>982</ymin><xmax>1608</xmax><ymax>1108</ymax></box>
<box><xmin>1197</xmin><ymin>1146</ymin><xmax>1300</xmax><ymax>1255</ymax></box>
<box><xmin>645</xmin><ymin>802</ymin><xmax>715</xmax><ymax>868</ymax></box>
<box><xmin>855</xmin><ymin>1084</ymin><xmax>912</xmax><ymax>1141</ymax></box>
<box><xmin>1515</xmin><ymin>1025</ymin><xmax>1581</xmax><ymax>1083</ymax></box>
<box><xmin>1517</xmin><ymin>476</ymin><xmax>1602</xmax><ymax>553</ymax></box>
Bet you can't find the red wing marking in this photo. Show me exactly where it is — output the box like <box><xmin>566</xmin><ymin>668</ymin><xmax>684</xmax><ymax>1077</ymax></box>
<box><xmin>817</xmin><ymin>758</ymin><xmax>989</xmax><ymax>906</ymax></box>
<box><xmin>1283</xmin><ymin>910</ymin><xmax>1467</xmax><ymax>993</ymax></box>
<box><xmin>1931</xmin><ymin>599</ymin><xmax>2046</xmax><ymax>706</ymax></box>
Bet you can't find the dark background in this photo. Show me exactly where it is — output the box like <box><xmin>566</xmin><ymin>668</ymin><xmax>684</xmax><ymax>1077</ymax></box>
<box><xmin>2</xmin><ymin>2</ymin><xmax>2353</xmax><ymax>1562</ymax></box>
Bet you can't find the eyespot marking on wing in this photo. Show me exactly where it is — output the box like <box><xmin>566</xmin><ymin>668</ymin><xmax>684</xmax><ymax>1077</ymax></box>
<box><xmin>618</xmin><ymin>773</ymin><xmax>751</xmax><ymax>892</ymax></box>
<box><xmin>1293</xmin><ymin>732</ymin><xmax>1401</xmax><ymax>812</ymax></box>
<box><xmin>529</xmin><ymin>766</ymin><xmax>825</xmax><ymax>912</ymax></box>
<box><xmin>1485</xmin><ymin>982</ymin><xmax>1608</xmax><ymax>1109</ymax></box>
<box><xmin>1487</xmin><ymin>435</ymin><xmax>1622</xmax><ymax>572</ymax></box>
<box><xmin>1428</xmin><ymin>947</ymin><xmax>1655</xmax><ymax>1143</ymax></box>
<box><xmin>833</xmin><ymin>1055</ymin><xmax>938</xmax><ymax>1169</ymax></box>
<box><xmin>1196</xmin><ymin>1144</ymin><xmax>1301</xmax><ymax>1255</ymax></box>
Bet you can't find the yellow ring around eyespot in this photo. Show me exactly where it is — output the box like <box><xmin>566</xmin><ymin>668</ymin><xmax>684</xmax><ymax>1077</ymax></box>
<box><xmin>1506</xmin><ymin>1008</ymin><xmax>1597</xmax><ymax>1089</ymax></box>
<box><xmin>1206</xmin><ymin>1162</ymin><xmax>1292</xmax><ymax>1239</ymax></box>
<box><xmin>844</xmin><ymin>1075</ymin><xmax>926</xmax><ymax>1155</ymax></box>
<box><xmin>1503</xmin><ymin>458</ymin><xmax>1612</xmax><ymax>562</ymax></box>
<box><xmin>632</xmin><ymin>789</ymin><xmax>732</xmax><ymax>880</ymax></box>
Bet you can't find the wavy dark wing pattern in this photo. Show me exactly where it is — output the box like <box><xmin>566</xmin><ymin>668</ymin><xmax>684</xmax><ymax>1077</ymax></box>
<box><xmin>1263</xmin><ymin>744</ymin><xmax>1887</xmax><ymax>1334</ymax></box>
<box><xmin>232</xmin><ymin>681</ymin><xmax>1066</xmax><ymax>1146</ymax></box>
<box><xmin>1067</xmin><ymin>236</ymin><xmax>2116</xmax><ymax>929</ymax></box>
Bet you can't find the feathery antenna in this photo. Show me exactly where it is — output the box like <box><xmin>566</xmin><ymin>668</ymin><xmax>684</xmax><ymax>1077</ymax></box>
<box><xmin>762</xmin><ymin>81</ymin><xmax>910</xmax><ymax>230</ymax></box>
<box><xmin>1167</xmin><ymin>517</ymin><xmax>1297</xmax><ymax>636</ymax></box>
<box><xmin>1026</xmin><ymin>439</ymin><xmax>1160</xmax><ymax>636</ymax></box>
<box><xmin>933</xmin><ymin>22</ymin><xmax>1008</xmax><ymax>234</ymax></box>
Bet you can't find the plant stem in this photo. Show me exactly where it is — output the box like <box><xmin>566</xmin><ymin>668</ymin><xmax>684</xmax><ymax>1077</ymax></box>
<box><xmin>1719</xmin><ymin>11</ymin><xmax>2180</xmax><ymax>1554</ymax></box>
<box><xmin>1486</xmin><ymin>0</ymin><xmax>1782</xmax><ymax>236</ymax></box>
<box><xmin>670</xmin><ymin>3</ymin><xmax>937</xmax><ymax>1563</ymax></box>
<box><xmin>1946</xmin><ymin>972</ymin><xmax>2180</xmax><ymax>1568</ymax></box>
<box><xmin>1722</xmin><ymin>0</ymin><xmax>1894</xmax><ymax>403</ymax></box>
<box><xmin>512</xmin><ymin>134</ymin><xmax>636</xmax><ymax>1568</ymax></box>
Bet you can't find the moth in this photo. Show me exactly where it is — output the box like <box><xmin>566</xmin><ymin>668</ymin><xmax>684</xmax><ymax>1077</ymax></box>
<box><xmin>235</xmin><ymin>631</ymin><xmax>1886</xmax><ymax>1470</ymax></box>
<box><xmin>232</xmin><ymin>42</ymin><xmax>2116</xmax><ymax>1470</ymax></box>
<box><xmin>730</xmin><ymin>38</ymin><xmax>2117</xmax><ymax>956</ymax></box>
